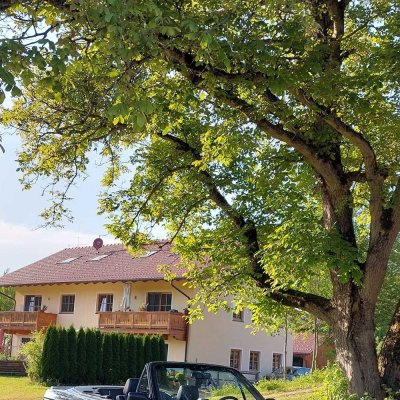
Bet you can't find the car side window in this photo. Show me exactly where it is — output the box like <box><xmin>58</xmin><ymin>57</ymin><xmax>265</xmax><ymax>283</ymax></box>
<box><xmin>138</xmin><ymin>369</ymin><xmax>150</xmax><ymax>396</ymax></box>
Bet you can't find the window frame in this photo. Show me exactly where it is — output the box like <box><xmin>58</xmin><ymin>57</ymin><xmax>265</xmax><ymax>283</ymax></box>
<box><xmin>249</xmin><ymin>351</ymin><xmax>260</xmax><ymax>371</ymax></box>
<box><xmin>60</xmin><ymin>294</ymin><xmax>76</xmax><ymax>314</ymax></box>
<box><xmin>24</xmin><ymin>295</ymin><xmax>42</xmax><ymax>312</ymax></box>
<box><xmin>146</xmin><ymin>292</ymin><xmax>172</xmax><ymax>312</ymax></box>
<box><xmin>272</xmin><ymin>353</ymin><xmax>283</xmax><ymax>372</ymax></box>
<box><xmin>232</xmin><ymin>310</ymin><xmax>244</xmax><ymax>322</ymax></box>
<box><xmin>97</xmin><ymin>294</ymin><xmax>114</xmax><ymax>312</ymax></box>
<box><xmin>230</xmin><ymin>348</ymin><xmax>242</xmax><ymax>370</ymax></box>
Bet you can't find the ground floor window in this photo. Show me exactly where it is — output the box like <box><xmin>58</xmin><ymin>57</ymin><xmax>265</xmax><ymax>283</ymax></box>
<box><xmin>21</xmin><ymin>338</ymin><xmax>31</xmax><ymax>345</ymax></box>
<box><xmin>249</xmin><ymin>351</ymin><xmax>260</xmax><ymax>371</ymax></box>
<box><xmin>230</xmin><ymin>349</ymin><xmax>242</xmax><ymax>370</ymax></box>
<box><xmin>24</xmin><ymin>295</ymin><xmax>42</xmax><ymax>312</ymax></box>
<box><xmin>272</xmin><ymin>353</ymin><xmax>282</xmax><ymax>371</ymax></box>
<box><xmin>293</xmin><ymin>355</ymin><xmax>304</xmax><ymax>367</ymax></box>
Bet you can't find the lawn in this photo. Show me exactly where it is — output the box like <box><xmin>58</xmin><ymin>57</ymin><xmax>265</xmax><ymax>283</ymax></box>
<box><xmin>0</xmin><ymin>375</ymin><xmax>322</xmax><ymax>400</ymax></box>
<box><xmin>0</xmin><ymin>376</ymin><xmax>47</xmax><ymax>400</ymax></box>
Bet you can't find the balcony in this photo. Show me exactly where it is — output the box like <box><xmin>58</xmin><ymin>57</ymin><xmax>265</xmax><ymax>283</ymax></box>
<box><xmin>98</xmin><ymin>311</ymin><xmax>187</xmax><ymax>341</ymax></box>
<box><xmin>0</xmin><ymin>311</ymin><xmax>57</xmax><ymax>334</ymax></box>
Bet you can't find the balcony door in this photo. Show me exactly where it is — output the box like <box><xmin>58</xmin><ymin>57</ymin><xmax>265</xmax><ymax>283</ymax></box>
<box><xmin>24</xmin><ymin>295</ymin><xmax>42</xmax><ymax>312</ymax></box>
<box><xmin>146</xmin><ymin>292</ymin><xmax>172</xmax><ymax>311</ymax></box>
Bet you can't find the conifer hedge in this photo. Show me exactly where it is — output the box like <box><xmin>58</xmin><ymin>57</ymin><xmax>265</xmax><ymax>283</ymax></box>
<box><xmin>38</xmin><ymin>327</ymin><xmax>167</xmax><ymax>385</ymax></box>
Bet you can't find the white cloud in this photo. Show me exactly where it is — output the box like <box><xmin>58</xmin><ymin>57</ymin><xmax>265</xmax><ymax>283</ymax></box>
<box><xmin>0</xmin><ymin>219</ymin><xmax>116</xmax><ymax>274</ymax></box>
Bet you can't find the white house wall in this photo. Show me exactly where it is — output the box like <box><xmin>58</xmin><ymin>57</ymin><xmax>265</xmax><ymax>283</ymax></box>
<box><xmin>187</xmin><ymin>308</ymin><xmax>293</xmax><ymax>377</ymax></box>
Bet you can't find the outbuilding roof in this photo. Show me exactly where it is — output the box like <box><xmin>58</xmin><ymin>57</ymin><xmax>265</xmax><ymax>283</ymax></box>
<box><xmin>293</xmin><ymin>333</ymin><xmax>315</xmax><ymax>354</ymax></box>
<box><xmin>0</xmin><ymin>242</ymin><xmax>184</xmax><ymax>287</ymax></box>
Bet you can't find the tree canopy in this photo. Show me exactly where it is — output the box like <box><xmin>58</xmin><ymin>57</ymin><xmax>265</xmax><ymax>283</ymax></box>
<box><xmin>0</xmin><ymin>1</ymin><xmax>399</xmax><ymax>398</ymax></box>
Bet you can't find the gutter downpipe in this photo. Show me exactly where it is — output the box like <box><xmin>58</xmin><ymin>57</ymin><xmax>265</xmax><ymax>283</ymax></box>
<box><xmin>170</xmin><ymin>280</ymin><xmax>191</xmax><ymax>362</ymax></box>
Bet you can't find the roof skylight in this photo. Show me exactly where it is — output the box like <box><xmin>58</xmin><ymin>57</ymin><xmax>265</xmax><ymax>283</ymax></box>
<box><xmin>89</xmin><ymin>254</ymin><xmax>110</xmax><ymax>261</ymax></box>
<box><xmin>57</xmin><ymin>256</ymin><xmax>81</xmax><ymax>264</ymax></box>
<box><xmin>139</xmin><ymin>250</ymin><xmax>158</xmax><ymax>258</ymax></box>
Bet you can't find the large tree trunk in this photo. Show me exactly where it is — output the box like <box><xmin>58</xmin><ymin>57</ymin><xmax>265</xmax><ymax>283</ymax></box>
<box><xmin>379</xmin><ymin>300</ymin><xmax>400</xmax><ymax>390</ymax></box>
<box><xmin>333</xmin><ymin>299</ymin><xmax>384</xmax><ymax>400</ymax></box>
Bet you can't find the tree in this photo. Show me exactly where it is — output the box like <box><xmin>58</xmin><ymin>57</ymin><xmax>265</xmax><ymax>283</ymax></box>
<box><xmin>119</xmin><ymin>334</ymin><xmax>129</xmax><ymax>382</ymax></box>
<box><xmin>41</xmin><ymin>326</ymin><xmax>59</xmax><ymax>383</ymax></box>
<box><xmin>57</xmin><ymin>328</ymin><xmax>69</xmax><ymax>384</ymax></box>
<box><xmin>76</xmin><ymin>328</ymin><xmax>87</xmax><ymax>384</ymax></box>
<box><xmin>85</xmin><ymin>329</ymin><xmax>97</xmax><ymax>384</ymax></box>
<box><xmin>1</xmin><ymin>1</ymin><xmax>399</xmax><ymax>397</ymax></box>
<box><xmin>95</xmin><ymin>330</ymin><xmax>103</xmax><ymax>384</ymax></box>
<box><xmin>67</xmin><ymin>326</ymin><xmax>78</xmax><ymax>384</ymax></box>
<box><xmin>127</xmin><ymin>334</ymin><xmax>138</xmax><ymax>378</ymax></box>
<box><xmin>111</xmin><ymin>333</ymin><xmax>121</xmax><ymax>384</ymax></box>
<box><xmin>102</xmin><ymin>333</ymin><xmax>114</xmax><ymax>384</ymax></box>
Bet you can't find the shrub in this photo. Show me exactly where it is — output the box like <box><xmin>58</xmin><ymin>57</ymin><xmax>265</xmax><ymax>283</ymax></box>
<box><xmin>58</xmin><ymin>328</ymin><xmax>69</xmax><ymax>383</ymax></box>
<box><xmin>85</xmin><ymin>329</ymin><xmax>97</xmax><ymax>384</ymax></box>
<box><xmin>76</xmin><ymin>328</ymin><xmax>87</xmax><ymax>384</ymax></box>
<box><xmin>143</xmin><ymin>335</ymin><xmax>152</xmax><ymax>365</ymax></box>
<box><xmin>111</xmin><ymin>333</ymin><xmax>121</xmax><ymax>383</ymax></box>
<box><xmin>41</xmin><ymin>325</ymin><xmax>60</xmax><ymax>383</ymax></box>
<box><xmin>136</xmin><ymin>335</ymin><xmax>145</xmax><ymax>374</ymax></box>
<box><xmin>158</xmin><ymin>335</ymin><xmax>167</xmax><ymax>361</ymax></box>
<box><xmin>95</xmin><ymin>330</ymin><xmax>103</xmax><ymax>383</ymax></box>
<box><xmin>127</xmin><ymin>334</ymin><xmax>137</xmax><ymax>378</ymax></box>
<box><xmin>103</xmin><ymin>333</ymin><xmax>114</xmax><ymax>384</ymax></box>
<box><xmin>120</xmin><ymin>335</ymin><xmax>129</xmax><ymax>382</ymax></box>
<box><xmin>18</xmin><ymin>330</ymin><xmax>45</xmax><ymax>382</ymax></box>
<box><xmin>151</xmin><ymin>335</ymin><xmax>160</xmax><ymax>361</ymax></box>
<box><xmin>67</xmin><ymin>326</ymin><xmax>78</xmax><ymax>384</ymax></box>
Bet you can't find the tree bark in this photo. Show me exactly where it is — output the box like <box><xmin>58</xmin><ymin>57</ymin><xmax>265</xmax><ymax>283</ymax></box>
<box><xmin>379</xmin><ymin>300</ymin><xmax>400</xmax><ymax>390</ymax></box>
<box><xmin>332</xmin><ymin>293</ymin><xmax>384</xmax><ymax>400</ymax></box>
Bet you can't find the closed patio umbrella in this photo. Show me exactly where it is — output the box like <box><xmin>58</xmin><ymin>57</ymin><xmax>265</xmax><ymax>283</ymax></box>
<box><xmin>121</xmin><ymin>283</ymin><xmax>131</xmax><ymax>311</ymax></box>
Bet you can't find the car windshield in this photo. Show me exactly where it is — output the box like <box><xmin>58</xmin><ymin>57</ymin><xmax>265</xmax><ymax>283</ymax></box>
<box><xmin>154</xmin><ymin>364</ymin><xmax>263</xmax><ymax>400</ymax></box>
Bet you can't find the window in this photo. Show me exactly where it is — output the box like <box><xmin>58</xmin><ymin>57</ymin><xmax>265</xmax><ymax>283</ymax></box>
<box><xmin>24</xmin><ymin>295</ymin><xmax>42</xmax><ymax>312</ymax></box>
<box><xmin>232</xmin><ymin>310</ymin><xmax>244</xmax><ymax>322</ymax></box>
<box><xmin>60</xmin><ymin>295</ymin><xmax>75</xmax><ymax>313</ymax></box>
<box><xmin>98</xmin><ymin>294</ymin><xmax>114</xmax><ymax>312</ymax></box>
<box><xmin>57</xmin><ymin>256</ymin><xmax>81</xmax><ymax>264</ymax></box>
<box><xmin>249</xmin><ymin>351</ymin><xmax>260</xmax><ymax>371</ymax></box>
<box><xmin>147</xmin><ymin>292</ymin><xmax>172</xmax><ymax>311</ymax></box>
<box><xmin>230</xmin><ymin>349</ymin><xmax>242</xmax><ymax>370</ymax></box>
<box><xmin>89</xmin><ymin>254</ymin><xmax>110</xmax><ymax>261</ymax></box>
<box><xmin>21</xmin><ymin>338</ymin><xmax>31</xmax><ymax>345</ymax></box>
<box><xmin>272</xmin><ymin>353</ymin><xmax>282</xmax><ymax>371</ymax></box>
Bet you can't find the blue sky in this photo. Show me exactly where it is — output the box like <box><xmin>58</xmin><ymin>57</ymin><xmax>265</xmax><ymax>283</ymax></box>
<box><xmin>0</xmin><ymin>131</ymin><xmax>119</xmax><ymax>274</ymax></box>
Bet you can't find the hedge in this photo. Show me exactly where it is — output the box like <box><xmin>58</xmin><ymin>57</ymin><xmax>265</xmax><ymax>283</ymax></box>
<box><xmin>38</xmin><ymin>327</ymin><xmax>167</xmax><ymax>385</ymax></box>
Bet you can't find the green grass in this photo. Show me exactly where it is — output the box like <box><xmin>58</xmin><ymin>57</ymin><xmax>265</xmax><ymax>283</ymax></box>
<box><xmin>0</xmin><ymin>376</ymin><xmax>48</xmax><ymax>400</ymax></box>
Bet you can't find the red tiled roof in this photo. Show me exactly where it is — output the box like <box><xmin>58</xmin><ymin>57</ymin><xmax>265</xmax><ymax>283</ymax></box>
<box><xmin>293</xmin><ymin>333</ymin><xmax>315</xmax><ymax>354</ymax></box>
<box><xmin>0</xmin><ymin>242</ymin><xmax>184</xmax><ymax>287</ymax></box>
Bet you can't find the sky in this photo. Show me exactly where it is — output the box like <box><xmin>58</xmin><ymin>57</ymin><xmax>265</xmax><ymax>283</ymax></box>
<box><xmin>0</xmin><ymin>131</ymin><xmax>119</xmax><ymax>274</ymax></box>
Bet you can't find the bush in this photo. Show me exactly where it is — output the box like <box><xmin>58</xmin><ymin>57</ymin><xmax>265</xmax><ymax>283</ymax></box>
<box><xmin>111</xmin><ymin>333</ymin><xmax>121</xmax><ymax>383</ymax></box>
<box><xmin>85</xmin><ymin>329</ymin><xmax>97</xmax><ymax>384</ymax></box>
<box><xmin>120</xmin><ymin>335</ymin><xmax>129</xmax><ymax>382</ymax></box>
<box><xmin>143</xmin><ymin>335</ymin><xmax>152</xmax><ymax>366</ymax></box>
<box><xmin>102</xmin><ymin>333</ymin><xmax>114</xmax><ymax>384</ymax></box>
<box><xmin>41</xmin><ymin>325</ymin><xmax>60</xmax><ymax>383</ymax></box>
<box><xmin>127</xmin><ymin>334</ymin><xmax>137</xmax><ymax>378</ymax></box>
<box><xmin>95</xmin><ymin>330</ymin><xmax>103</xmax><ymax>383</ymax></box>
<box><xmin>18</xmin><ymin>330</ymin><xmax>45</xmax><ymax>381</ymax></box>
<box><xmin>57</xmin><ymin>328</ymin><xmax>69</xmax><ymax>383</ymax></box>
<box><xmin>151</xmin><ymin>335</ymin><xmax>161</xmax><ymax>362</ymax></box>
<box><xmin>67</xmin><ymin>326</ymin><xmax>78</xmax><ymax>384</ymax></box>
<box><xmin>76</xmin><ymin>328</ymin><xmax>87</xmax><ymax>384</ymax></box>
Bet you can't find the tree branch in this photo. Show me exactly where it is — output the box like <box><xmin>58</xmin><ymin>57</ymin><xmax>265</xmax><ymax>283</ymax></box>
<box><xmin>155</xmin><ymin>131</ymin><xmax>333</xmax><ymax>320</ymax></box>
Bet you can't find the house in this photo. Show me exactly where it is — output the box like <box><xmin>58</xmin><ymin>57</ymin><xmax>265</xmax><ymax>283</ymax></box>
<box><xmin>293</xmin><ymin>333</ymin><xmax>335</xmax><ymax>369</ymax></box>
<box><xmin>0</xmin><ymin>241</ymin><xmax>293</xmax><ymax>377</ymax></box>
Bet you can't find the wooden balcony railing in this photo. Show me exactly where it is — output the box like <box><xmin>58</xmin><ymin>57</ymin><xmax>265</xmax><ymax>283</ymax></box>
<box><xmin>98</xmin><ymin>311</ymin><xmax>187</xmax><ymax>341</ymax></box>
<box><xmin>0</xmin><ymin>311</ymin><xmax>57</xmax><ymax>334</ymax></box>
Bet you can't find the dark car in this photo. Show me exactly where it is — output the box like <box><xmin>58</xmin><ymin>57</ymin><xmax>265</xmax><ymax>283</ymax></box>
<box><xmin>44</xmin><ymin>362</ymin><xmax>275</xmax><ymax>400</ymax></box>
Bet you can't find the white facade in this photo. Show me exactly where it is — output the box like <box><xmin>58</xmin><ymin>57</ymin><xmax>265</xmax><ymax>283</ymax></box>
<box><xmin>10</xmin><ymin>281</ymin><xmax>292</xmax><ymax>378</ymax></box>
